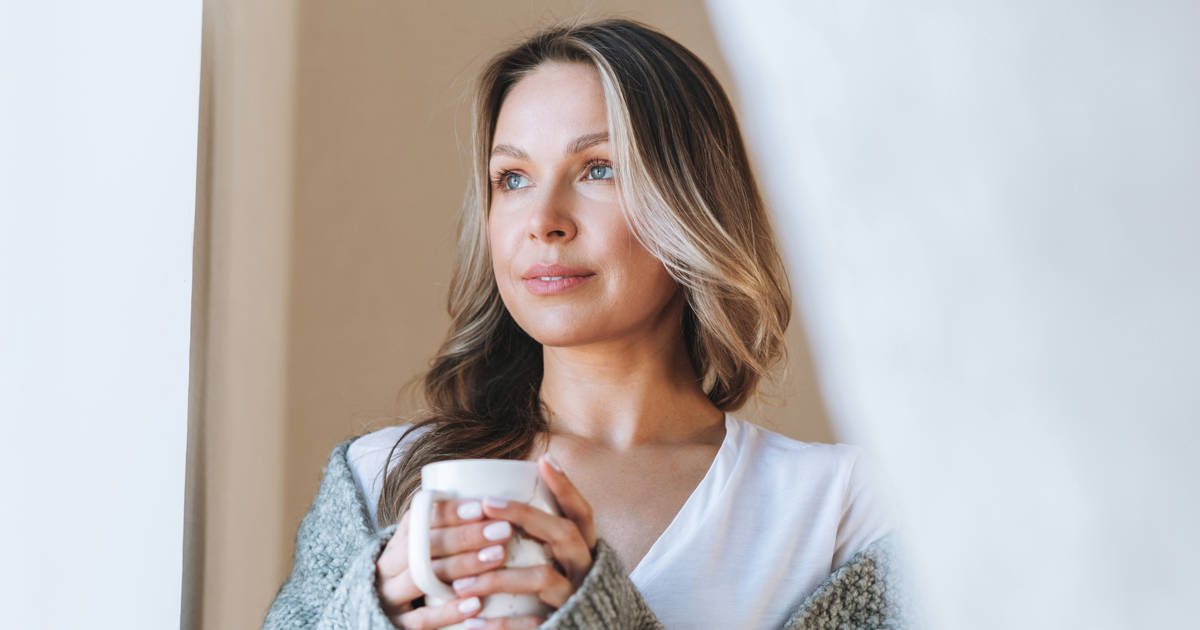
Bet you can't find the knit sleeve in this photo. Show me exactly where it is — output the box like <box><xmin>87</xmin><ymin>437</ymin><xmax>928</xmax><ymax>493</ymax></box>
<box><xmin>541</xmin><ymin>533</ymin><xmax>918</xmax><ymax>630</ymax></box>
<box><xmin>781</xmin><ymin>533</ymin><xmax>918</xmax><ymax>630</ymax></box>
<box><xmin>262</xmin><ymin>438</ymin><xmax>398</xmax><ymax>629</ymax></box>
<box><xmin>538</xmin><ymin>538</ymin><xmax>663</xmax><ymax>629</ymax></box>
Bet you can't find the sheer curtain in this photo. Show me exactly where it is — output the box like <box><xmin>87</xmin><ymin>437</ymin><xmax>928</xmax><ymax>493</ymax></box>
<box><xmin>0</xmin><ymin>2</ymin><xmax>202</xmax><ymax>628</ymax></box>
<box><xmin>706</xmin><ymin>1</ymin><xmax>1200</xmax><ymax>628</ymax></box>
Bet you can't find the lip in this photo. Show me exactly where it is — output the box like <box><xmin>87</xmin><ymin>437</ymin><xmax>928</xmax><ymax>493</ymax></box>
<box><xmin>521</xmin><ymin>263</ymin><xmax>596</xmax><ymax>296</ymax></box>
<box><xmin>522</xmin><ymin>274</ymin><xmax>596</xmax><ymax>296</ymax></box>
<box><xmin>522</xmin><ymin>263</ymin><xmax>595</xmax><ymax>279</ymax></box>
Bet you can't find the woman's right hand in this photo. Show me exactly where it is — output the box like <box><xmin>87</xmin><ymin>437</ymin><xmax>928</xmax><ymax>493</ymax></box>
<box><xmin>375</xmin><ymin>498</ymin><xmax>514</xmax><ymax>629</ymax></box>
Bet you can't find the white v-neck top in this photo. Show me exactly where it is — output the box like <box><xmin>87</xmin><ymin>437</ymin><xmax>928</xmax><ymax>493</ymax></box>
<box><xmin>347</xmin><ymin>414</ymin><xmax>894</xmax><ymax>629</ymax></box>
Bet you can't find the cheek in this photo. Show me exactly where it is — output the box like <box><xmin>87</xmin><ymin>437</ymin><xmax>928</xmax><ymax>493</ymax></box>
<box><xmin>487</xmin><ymin>220</ymin><xmax>511</xmax><ymax>291</ymax></box>
<box><xmin>610</xmin><ymin>229</ymin><xmax>676</xmax><ymax>302</ymax></box>
<box><xmin>579</xmin><ymin>181</ymin><xmax>617</xmax><ymax>204</ymax></box>
<box><xmin>487</xmin><ymin>217</ymin><xmax>512</xmax><ymax>264</ymax></box>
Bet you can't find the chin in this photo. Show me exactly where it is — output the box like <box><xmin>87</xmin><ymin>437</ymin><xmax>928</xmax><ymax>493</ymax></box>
<box><xmin>526</xmin><ymin>326</ymin><xmax>597</xmax><ymax>349</ymax></box>
<box><xmin>515</xmin><ymin>313</ymin><xmax>602</xmax><ymax>348</ymax></box>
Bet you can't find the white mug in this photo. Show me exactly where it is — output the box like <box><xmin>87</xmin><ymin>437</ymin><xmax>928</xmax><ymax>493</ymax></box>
<box><xmin>407</xmin><ymin>458</ymin><xmax>559</xmax><ymax>628</ymax></box>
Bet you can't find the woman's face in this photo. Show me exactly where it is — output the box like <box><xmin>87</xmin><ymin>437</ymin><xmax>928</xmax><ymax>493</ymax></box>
<box><xmin>487</xmin><ymin>61</ymin><xmax>680</xmax><ymax>348</ymax></box>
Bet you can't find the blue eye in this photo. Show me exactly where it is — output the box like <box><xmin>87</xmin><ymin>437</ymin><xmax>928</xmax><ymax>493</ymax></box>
<box><xmin>587</xmin><ymin>164</ymin><xmax>614</xmax><ymax>180</ymax></box>
<box><xmin>491</xmin><ymin>161</ymin><xmax>613</xmax><ymax>194</ymax></box>
<box><xmin>496</xmin><ymin>171</ymin><xmax>529</xmax><ymax>191</ymax></box>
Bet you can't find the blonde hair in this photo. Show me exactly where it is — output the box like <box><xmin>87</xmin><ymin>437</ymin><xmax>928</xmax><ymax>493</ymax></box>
<box><xmin>376</xmin><ymin>16</ymin><xmax>791</xmax><ymax>526</ymax></box>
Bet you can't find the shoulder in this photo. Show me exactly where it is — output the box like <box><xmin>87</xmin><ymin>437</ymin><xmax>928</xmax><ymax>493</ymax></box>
<box><xmin>345</xmin><ymin>422</ymin><xmax>432</xmax><ymax>530</ymax></box>
<box><xmin>733</xmin><ymin>416</ymin><xmax>866</xmax><ymax>481</ymax></box>
<box><xmin>346</xmin><ymin>422</ymin><xmax>430</xmax><ymax>483</ymax></box>
<box><xmin>347</xmin><ymin>423</ymin><xmax>416</xmax><ymax>462</ymax></box>
<box><xmin>731</xmin><ymin>417</ymin><xmax>893</xmax><ymax>553</ymax></box>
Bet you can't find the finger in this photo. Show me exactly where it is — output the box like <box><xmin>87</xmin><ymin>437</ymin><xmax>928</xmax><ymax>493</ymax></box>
<box><xmin>377</xmin><ymin>511</ymin><xmax>412</xmax><ymax>579</ymax></box>
<box><xmin>480</xmin><ymin>495</ymin><xmax>591</xmax><ymax>582</ymax></box>
<box><xmin>377</xmin><ymin>515</ymin><xmax>509</xmax><ymax>612</ymax></box>
<box><xmin>376</xmin><ymin>570</ymin><xmax>424</xmax><ymax>615</ymax></box>
<box><xmin>429</xmin><ymin>543</ymin><xmax>507</xmax><ymax>582</ymax></box>
<box><xmin>451</xmin><ymin>564</ymin><xmax>573</xmax><ymax>609</ymax></box>
<box><xmin>394</xmin><ymin>596</ymin><xmax>482</xmax><ymax>630</ymax></box>
<box><xmin>379</xmin><ymin>545</ymin><xmax>507</xmax><ymax>616</ymax></box>
<box><xmin>429</xmin><ymin>519</ymin><xmax>513</xmax><ymax>557</ymax></box>
<box><xmin>537</xmin><ymin>454</ymin><xmax>597</xmax><ymax>549</ymax></box>
<box><xmin>376</xmin><ymin>515</ymin><xmax>422</xmax><ymax>612</ymax></box>
<box><xmin>431</xmin><ymin>498</ymin><xmax>486</xmax><ymax>527</ymax></box>
<box><xmin>461</xmin><ymin>615</ymin><xmax>546</xmax><ymax>629</ymax></box>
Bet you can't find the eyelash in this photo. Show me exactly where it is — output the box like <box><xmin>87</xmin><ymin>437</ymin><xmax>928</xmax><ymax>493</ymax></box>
<box><xmin>490</xmin><ymin>159</ymin><xmax>614</xmax><ymax>193</ymax></box>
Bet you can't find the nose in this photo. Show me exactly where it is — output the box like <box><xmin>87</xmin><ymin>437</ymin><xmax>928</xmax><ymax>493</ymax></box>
<box><xmin>526</xmin><ymin>186</ymin><xmax>577</xmax><ymax>243</ymax></box>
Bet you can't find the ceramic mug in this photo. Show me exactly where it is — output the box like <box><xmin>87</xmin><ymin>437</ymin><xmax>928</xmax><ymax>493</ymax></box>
<box><xmin>407</xmin><ymin>458</ymin><xmax>559</xmax><ymax>629</ymax></box>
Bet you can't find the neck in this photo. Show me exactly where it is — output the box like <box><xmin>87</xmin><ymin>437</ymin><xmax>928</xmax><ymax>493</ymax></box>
<box><xmin>536</xmin><ymin>312</ymin><xmax>724</xmax><ymax>451</ymax></box>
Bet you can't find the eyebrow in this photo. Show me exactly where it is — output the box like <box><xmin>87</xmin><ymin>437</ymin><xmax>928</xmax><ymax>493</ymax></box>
<box><xmin>490</xmin><ymin>131</ymin><xmax>609</xmax><ymax>161</ymax></box>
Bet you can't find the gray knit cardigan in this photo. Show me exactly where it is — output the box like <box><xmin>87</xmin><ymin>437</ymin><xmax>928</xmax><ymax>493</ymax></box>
<box><xmin>263</xmin><ymin>437</ymin><xmax>916</xmax><ymax>629</ymax></box>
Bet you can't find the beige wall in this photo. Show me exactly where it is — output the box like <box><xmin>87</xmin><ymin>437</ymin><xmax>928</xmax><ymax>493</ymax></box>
<box><xmin>187</xmin><ymin>1</ymin><xmax>833</xmax><ymax>628</ymax></box>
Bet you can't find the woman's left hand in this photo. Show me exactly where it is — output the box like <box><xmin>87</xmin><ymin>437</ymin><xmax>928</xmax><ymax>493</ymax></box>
<box><xmin>449</xmin><ymin>453</ymin><xmax>597</xmax><ymax>622</ymax></box>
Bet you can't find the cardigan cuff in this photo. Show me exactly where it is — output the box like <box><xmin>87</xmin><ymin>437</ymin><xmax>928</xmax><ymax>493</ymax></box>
<box><xmin>314</xmin><ymin>523</ymin><xmax>402</xmax><ymax>630</ymax></box>
<box><xmin>538</xmin><ymin>538</ymin><xmax>663</xmax><ymax>630</ymax></box>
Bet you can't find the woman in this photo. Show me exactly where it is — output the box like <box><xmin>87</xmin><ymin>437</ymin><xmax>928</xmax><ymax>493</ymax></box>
<box><xmin>265</xmin><ymin>16</ymin><xmax>910</xmax><ymax>630</ymax></box>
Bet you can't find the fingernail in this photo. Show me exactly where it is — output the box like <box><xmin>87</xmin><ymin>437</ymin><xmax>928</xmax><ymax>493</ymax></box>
<box><xmin>458</xmin><ymin>596</ymin><xmax>481</xmax><ymax>613</ymax></box>
<box><xmin>464</xmin><ymin>619</ymin><xmax>487</xmax><ymax>628</ymax></box>
<box><xmin>482</xmin><ymin>520</ymin><xmax>511</xmax><ymax>541</ymax></box>
<box><xmin>478</xmin><ymin>544</ymin><xmax>504</xmax><ymax>562</ymax></box>
<box><xmin>454</xmin><ymin>576</ymin><xmax>478</xmax><ymax>592</ymax></box>
<box><xmin>457</xmin><ymin>501</ymin><xmax>483</xmax><ymax>520</ymax></box>
<box><xmin>483</xmin><ymin>496</ymin><xmax>508</xmax><ymax>509</ymax></box>
<box><xmin>543</xmin><ymin>453</ymin><xmax>563</xmax><ymax>472</ymax></box>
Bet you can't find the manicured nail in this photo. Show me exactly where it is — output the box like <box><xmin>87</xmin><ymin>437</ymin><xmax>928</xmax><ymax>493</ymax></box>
<box><xmin>458</xmin><ymin>596</ymin><xmax>481</xmax><ymax>613</ymax></box>
<box><xmin>464</xmin><ymin>619</ymin><xmax>487</xmax><ymax>628</ymax></box>
<box><xmin>542</xmin><ymin>453</ymin><xmax>563</xmax><ymax>472</ymax></box>
<box><xmin>457</xmin><ymin>501</ymin><xmax>482</xmax><ymax>520</ymax></box>
<box><xmin>454</xmin><ymin>576</ymin><xmax>478</xmax><ymax>592</ymax></box>
<box><xmin>478</xmin><ymin>544</ymin><xmax>504</xmax><ymax>562</ymax></box>
<box><xmin>482</xmin><ymin>520</ymin><xmax>511</xmax><ymax>541</ymax></box>
<box><xmin>483</xmin><ymin>496</ymin><xmax>508</xmax><ymax>509</ymax></box>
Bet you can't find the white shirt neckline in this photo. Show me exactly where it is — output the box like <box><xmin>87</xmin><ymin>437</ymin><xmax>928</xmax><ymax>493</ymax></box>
<box><xmin>349</xmin><ymin>413</ymin><xmax>893</xmax><ymax>629</ymax></box>
<box><xmin>627</xmin><ymin>411</ymin><xmax>741</xmax><ymax>583</ymax></box>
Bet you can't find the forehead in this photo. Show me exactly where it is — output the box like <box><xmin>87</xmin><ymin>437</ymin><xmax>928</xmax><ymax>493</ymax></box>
<box><xmin>492</xmin><ymin>62</ymin><xmax>607</xmax><ymax>151</ymax></box>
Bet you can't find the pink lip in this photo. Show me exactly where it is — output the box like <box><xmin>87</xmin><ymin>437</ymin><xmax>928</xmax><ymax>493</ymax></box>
<box><xmin>523</xmin><ymin>274</ymin><xmax>596</xmax><ymax>296</ymax></box>
<box><xmin>522</xmin><ymin>263</ymin><xmax>595</xmax><ymax>279</ymax></box>
<box><xmin>521</xmin><ymin>263</ymin><xmax>596</xmax><ymax>296</ymax></box>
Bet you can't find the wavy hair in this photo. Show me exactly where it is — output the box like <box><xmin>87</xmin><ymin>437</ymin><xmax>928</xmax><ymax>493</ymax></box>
<box><xmin>376</xmin><ymin>16</ymin><xmax>791</xmax><ymax>526</ymax></box>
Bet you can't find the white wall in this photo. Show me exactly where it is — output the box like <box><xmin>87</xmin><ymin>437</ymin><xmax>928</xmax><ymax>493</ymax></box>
<box><xmin>0</xmin><ymin>2</ymin><xmax>202</xmax><ymax>628</ymax></box>
<box><xmin>707</xmin><ymin>1</ymin><xmax>1200</xmax><ymax>628</ymax></box>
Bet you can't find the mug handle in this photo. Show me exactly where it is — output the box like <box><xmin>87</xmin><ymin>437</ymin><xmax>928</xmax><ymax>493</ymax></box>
<box><xmin>406</xmin><ymin>488</ymin><xmax>456</xmax><ymax>599</ymax></box>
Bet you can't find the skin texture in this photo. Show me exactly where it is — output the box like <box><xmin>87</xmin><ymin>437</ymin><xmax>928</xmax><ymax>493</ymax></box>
<box><xmin>487</xmin><ymin>63</ymin><xmax>679</xmax><ymax>364</ymax></box>
<box><xmin>486</xmin><ymin>61</ymin><xmax>722</xmax><ymax>450</ymax></box>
